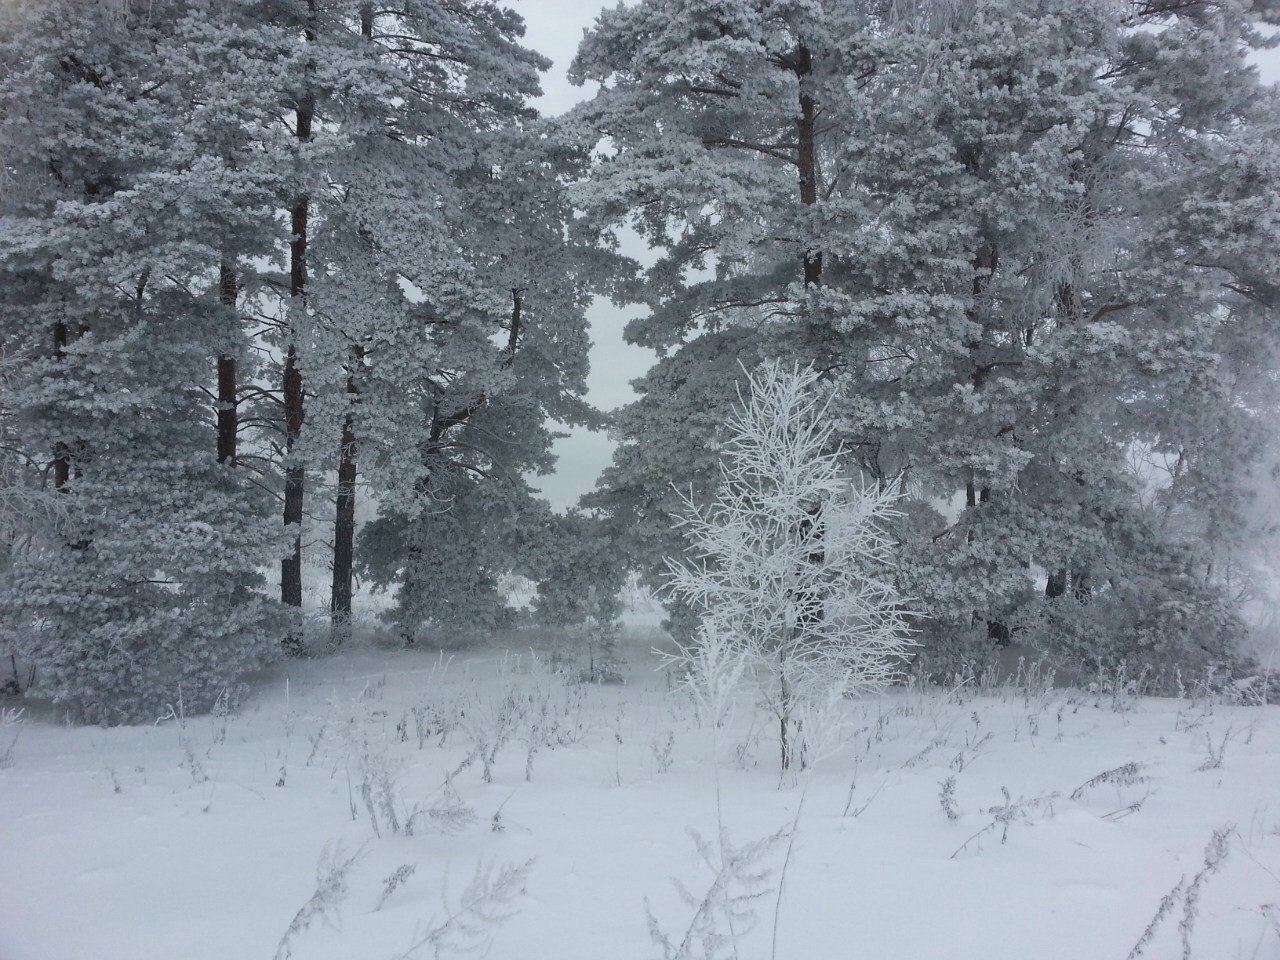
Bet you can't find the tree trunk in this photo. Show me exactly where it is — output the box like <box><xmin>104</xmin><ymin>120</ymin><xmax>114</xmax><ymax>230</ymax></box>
<box><xmin>51</xmin><ymin>320</ymin><xmax>93</xmax><ymax>550</ymax></box>
<box><xmin>779</xmin><ymin>659</ymin><xmax>793</xmax><ymax>772</ymax></box>
<box><xmin>330</xmin><ymin>356</ymin><xmax>360</xmax><ymax>644</ymax></box>
<box><xmin>282</xmin><ymin>338</ymin><xmax>304</xmax><ymax>620</ymax></box>
<box><xmin>281</xmin><ymin>196</ymin><xmax>308</xmax><ymax>629</ymax></box>
<box><xmin>326</xmin><ymin>1</ymin><xmax>376</xmax><ymax>646</ymax></box>
<box><xmin>787</xmin><ymin>45</ymin><xmax>823</xmax><ymax>744</ymax></box>
<box><xmin>1046</xmin><ymin>568</ymin><xmax>1068</xmax><ymax>598</ymax></box>
<box><xmin>778</xmin><ymin>615</ymin><xmax>795</xmax><ymax>772</ymax></box>
<box><xmin>794</xmin><ymin>44</ymin><xmax>822</xmax><ymax>287</ymax></box>
<box><xmin>281</xmin><ymin>6</ymin><xmax>315</xmax><ymax>655</ymax></box>
<box><xmin>52</xmin><ymin>321</ymin><xmax>70</xmax><ymax>491</ymax></box>
<box><xmin>217</xmin><ymin>262</ymin><xmax>238</xmax><ymax>465</ymax></box>
<box><xmin>1072</xmin><ymin>568</ymin><xmax>1092</xmax><ymax>602</ymax></box>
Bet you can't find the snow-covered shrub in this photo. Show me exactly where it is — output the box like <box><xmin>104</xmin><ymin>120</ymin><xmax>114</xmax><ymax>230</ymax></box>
<box><xmin>394</xmin><ymin>858</ymin><xmax>534</xmax><ymax>960</ymax></box>
<box><xmin>1013</xmin><ymin>537</ymin><xmax>1255</xmax><ymax>693</ymax></box>
<box><xmin>645</xmin><ymin>825</ymin><xmax>790</xmax><ymax>960</ymax></box>
<box><xmin>0</xmin><ymin>706</ymin><xmax>22</xmax><ymax>768</ymax></box>
<box><xmin>666</xmin><ymin>362</ymin><xmax>915</xmax><ymax>770</ymax></box>
<box><xmin>275</xmin><ymin>842</ymin><xmax>364</xmax><ymax>960</ymax></box>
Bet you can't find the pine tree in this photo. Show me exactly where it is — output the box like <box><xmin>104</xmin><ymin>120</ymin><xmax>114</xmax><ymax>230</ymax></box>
<box><xmin>346</xmin><ymin>106</ymin><xmax>610</xmax><ymax>641</ymax></box>
<box><xmin>0</xmin><ymin>0</ymin><xmax>614</xmax><ymax>712</ymax></box>
<box><xmin>0</xmin><ymin>0</ymin><xmax>285</xmax><ymax>721</ymax></box>
<box><xmin>220</xmin><ymin>0</ymin><xmax>582</xmax><ymax>646</ymax></box>
<box><xmin>573</xmin><ymin>0</ymin><xmax>1280</xmax><ymax>676</ymax></box>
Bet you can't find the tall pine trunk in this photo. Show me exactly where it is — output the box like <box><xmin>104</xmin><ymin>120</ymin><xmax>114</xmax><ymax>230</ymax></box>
<box><xmin>281</xmin><ymin>206</ymin><xmax>306</xmax><ymax>641</ymax></box>
<box><xmin>281</xmin><ymin>3</ymin><xmax>315</xmax><ymax>654</ymax></box>
<box><xmin>775</xmin><ymin>41</ymin><xmax>823</xmax><ymax>775</ymax></box>
<box><xmin>51</xmin><ymin>320</ymin><xmax>70</xmax><ymax>491</ymax></box>
<box><xmin>217</xmin><ymin>262</ymin><xmax>238</xmax><ymax>465</ymax></box>
<box><xmin>330</xmin><ymin>355</ymin><xmax>360</xmax><ymax>644</ymax></box>
<box><xmin>328</xmin><ymin>2</ymin><xmax>376</xmax><ymax>645</ymax></box>
<box><xmin>794</xmin><ymin>44</ymin><xmax>822</xmax><ymax>287</ymax></box>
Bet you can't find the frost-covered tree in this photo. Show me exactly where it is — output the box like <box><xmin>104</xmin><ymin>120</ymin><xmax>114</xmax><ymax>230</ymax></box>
<box><xmin>575</xmin><ymin>0</ymin><xmax>1280</xmax><ymax>677</ymax></box>
<box><xmin>667</xmin><ymin>362</ymin><xmax>913</xmax><ymax>770</ymax></box>
<box><xmin>0</xmin><ymin>0</ymin><xmax>285</xmax><ymax>720</ymax></box>
<box><xmin>347</xmin><ymin>123</ymin><xmax>613</xmax><ymax>640</ymax></box>
<box><xmin>283</xmin><ymin>3</ymin><xmax>607</xmax><ymax>642</ymax></box>
<box><xmin>525</xmin><ymin>509</ymin><xmax>627</xmax><ymax>629</ymax></box>
<box><xmin>0</xmin><ymin>0</ymin><xmax>612</xmax><ymax>711</ymax></box>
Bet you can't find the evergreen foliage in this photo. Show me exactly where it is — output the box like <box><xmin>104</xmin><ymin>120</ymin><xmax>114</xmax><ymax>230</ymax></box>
<box><xmin>0</xmin><ymin>0</ymin><xmax>603</xmax><ymax>718</ymax></box>
<box><xmin>0</xmin><ymin>0</ymin><xmax>1276</xmax><ymax>717</ymax></box>
<box><xmin>573</xmin><ymin>0</ymin><xmax>1280</xmax><ymax>678</ymax></box>
<box><xmin>0</xmin><ymin>0</ymin><xmax>285</xmax><ymax>720</ymax></box>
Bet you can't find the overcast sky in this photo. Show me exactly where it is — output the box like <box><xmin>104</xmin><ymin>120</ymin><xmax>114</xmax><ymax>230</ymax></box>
<box><xmin>517</xmin><ymin>1</ymin><xmax>1280</xmax><ymax>510</ymax></box>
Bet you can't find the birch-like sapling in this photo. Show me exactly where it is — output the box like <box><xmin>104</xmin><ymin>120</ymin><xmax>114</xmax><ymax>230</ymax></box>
<box><xmin>666</xmin><ymin>362</ymin><xmax>914</xmax><ymax>771</ymax></box>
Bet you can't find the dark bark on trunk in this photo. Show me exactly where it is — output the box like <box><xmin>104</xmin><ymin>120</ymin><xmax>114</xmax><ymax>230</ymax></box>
<box><xmin>52</xmin><ymin>321</ymin><xmax>91</xmax><ymax>550</ymax></box>
<box><xmin>281</xmin><ymin>200</ymin><xmax>308</xmax><ymax>623</ymax></box>
<box><xmin>330</xmin><ymin>349</ymin><xmax>362</xmax><ymax>643</ymax></box>
<box><xmin>330</xmin><ymin>413</ymin><xmax>356</xmax><ymax>641</ymax></box>
<box><xmin>52</xmin><ymin>321</ymin><xmax>70</xmax><ymax>491</ymax></box>
<box><xmin>217</xmin><ymin>262</ymin><xmax>238</xmax><ymax>465</ymax></box>
<box><xmin>1072</xmin><ymin>569</ymin><xmax>1092</xmax><ymax>602</ymax></box>
<box><xmin>281</xmin><ymin>3</ymin><xmax>316</xmax><ymax>655</ymax></box>
<box><xmin>987</xmin><ymin>620</ymin><xmax>1011</xmax><ymax>645</ymax></box>
<box><xmin>329</xmin><ymin>1</ymin><xmax>375</xmax><ymax>645</ymax></box>
<box><xmin>1046</xmin><ymin>568</ymin><xmax>1068</xmax><ymax>598</ymax></box>
<box><xmin>794</xmin><ymin>44</ymin><xmax>822</xmax><ymax>287</ymax></box>
<box><xmin>281</xmin><ymin>339</ymin><xmax>304</xmax><ymax>615</ymax></box>
<box><xmin>797</xmin><ymin>501</ymin><xmax>825</xmax><ymax>628</ymax></box>
<box><xmin>791</xmin><ymin>46</ymin><xmax>823</xmax><ymax>741</ymax></box>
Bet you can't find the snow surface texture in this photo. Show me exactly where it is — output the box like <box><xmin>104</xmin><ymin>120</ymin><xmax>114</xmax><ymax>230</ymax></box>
<box><xmin>2</xmin><ymin>621</ymin><xmax>1278</xmax><ymax>960</ymax></box>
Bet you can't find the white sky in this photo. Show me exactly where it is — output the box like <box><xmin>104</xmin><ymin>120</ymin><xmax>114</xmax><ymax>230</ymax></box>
<box><xmin>516</xmin><ymin>1</ymin><xmax>1280</xmax><ymax>510</ymax></box>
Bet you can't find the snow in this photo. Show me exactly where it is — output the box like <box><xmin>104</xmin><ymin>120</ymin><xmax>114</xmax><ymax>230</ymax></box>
<box><xmin>2</xmin><ymin>622</ymin><xmax>1278</xmax><ymax>960</ymax></box>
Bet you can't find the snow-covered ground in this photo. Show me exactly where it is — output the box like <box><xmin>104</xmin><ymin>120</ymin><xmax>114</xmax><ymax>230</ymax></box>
<box><xmin>2</xmin><ymin>621</ymin><xmax>1278</xmax><ymax>960</ymax></box>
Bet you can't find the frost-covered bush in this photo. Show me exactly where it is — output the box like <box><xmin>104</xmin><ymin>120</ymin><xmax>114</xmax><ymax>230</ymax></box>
<box><xmin>1013</xmin><ymin>538</ymin><xmax>1254</xmax><ymax>691</ymax></box>
<box><xmin>8</xmin><ymin>455</ymin><xmax>283</xmax><ymax>724</ymax></box>
<box><xmin>667</xmin><ymin>362</ymin><xmax>915</xmax><ymax>770</ymax></box>
<box><xmin>359</xmin><ymin>475</ymin><xmax>524</xmax><ymax>644</ymax></box>
<box><xmin>526</xmin><ymin>510</ymin><xmax>625</xmax><ymax>629</ymax></box>
<box><xmin>2</xmin><ymin>338</ymin><xmax>284</xmax><ymax>723</ymax></box>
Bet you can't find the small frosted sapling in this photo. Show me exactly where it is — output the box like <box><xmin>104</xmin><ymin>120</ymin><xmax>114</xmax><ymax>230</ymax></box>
<box><xmin>665</xmin><ymin>362</ymin><xmax>916</xmax><ymax>771</ymax></box>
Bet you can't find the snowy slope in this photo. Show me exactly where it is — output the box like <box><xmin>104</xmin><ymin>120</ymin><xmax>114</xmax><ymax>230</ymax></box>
<box><xmin>1</xmin><ymin>626</ymin><xmax>1277</xmax><ymax>960</ymax></box>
